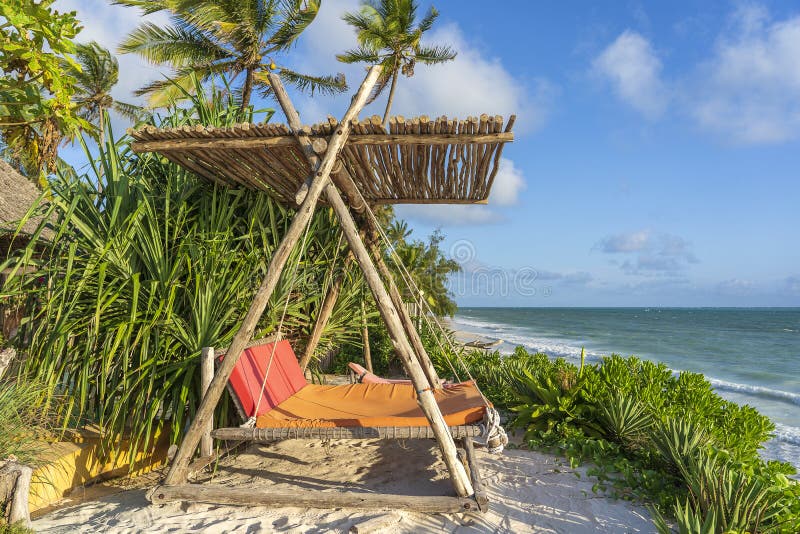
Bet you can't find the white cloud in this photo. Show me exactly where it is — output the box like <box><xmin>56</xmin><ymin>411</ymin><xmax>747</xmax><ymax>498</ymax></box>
<box><xmin>595</xmin><ymin>230</ymin><xmax>698</xmax><ymax>275</ymax></box>
<box><xmin>592</xmin><ymin>30</ymin><xmax>668</xmax><ymax>119</ymax></box>
<box><xmin>487</xmin><ymin>158</ymin><xmax>525</xmax><ymax>206</ymax></box>
<box><xmin>691</xmin><ymin>6</ymin><xmax>800</xmax><ymax>143</ymax></box>
<box><xmin>716</xmin><ymin>278</ymin><xmax>755</xmax><ymax>295</ymax></box>
<box><xmin>292</xmin><ymin>2</ymin><xmax>551</xmax><ymax>132</ymax></box>
<box><xmin>596</xmin><ymin>229</ymin><xmax>651</xmax><ymax>253</ymax></box>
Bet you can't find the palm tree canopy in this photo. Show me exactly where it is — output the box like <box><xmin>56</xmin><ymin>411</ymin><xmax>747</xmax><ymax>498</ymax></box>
<box><xmin>115</xmin><ymin>0</ymin><xmax>347</xmax><ymax>108</ymax></box>
<box><xmin>337</xmin><ymin>0</ymin><xmax>456</xmax><ymax>104</ymax></box>
<box><xmin>67</xmin><ymin>41</ymin><xmax>144</xmax><ymax>137</ymax></box>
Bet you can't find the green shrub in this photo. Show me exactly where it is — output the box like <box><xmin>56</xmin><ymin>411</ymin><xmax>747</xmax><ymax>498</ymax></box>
<box><xmin>0</xmin><ymin>523</ymin><xmax>35</xmax><ymax>534</ymax></box>
<box><xmin>0</xmin><ymin>81</ymin><xmax>365</xmax><ymax>461</ymax></box>
<box><xmin>435</xmin><ymin>344</ymin><xmax>800</xmax><ymax>531</ymax></box>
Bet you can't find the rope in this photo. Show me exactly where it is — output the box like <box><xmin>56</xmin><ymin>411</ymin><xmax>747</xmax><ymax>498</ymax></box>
<box><xmin>241</xmin><ymin>213</ymin><xmax>316</xmax><ymax>428</ymax></box>
<box><xmin>362</xmin><ymin>205</ymin><xmax>508</xmax><ymax>454</ymax></box>
<box><xmin>363</xmin><ymin>203</ymin><xmax>478</xmax><ymax>387</ymax></box>
<box><xmin>480</xmin><ymin>407</ymin><xmax>508</xmax><ymax>454</ymax></box>
<box><xmin>363</xmin><ymin>207</ymin><xmax>463</xmax><ymax>383</ymax></box>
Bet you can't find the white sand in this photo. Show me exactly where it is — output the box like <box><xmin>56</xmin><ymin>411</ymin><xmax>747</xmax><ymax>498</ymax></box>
<box><xmin>32</xmin><ymin>438</ymin><xmax>655</xmax><ymax>533</ymax></box>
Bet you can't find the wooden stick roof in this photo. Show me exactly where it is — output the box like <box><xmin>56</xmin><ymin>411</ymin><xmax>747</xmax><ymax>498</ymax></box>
<box><xmin>130</xmin><ymin>114</ymin><xmax>514</xmax><ymax>206</ymax></box>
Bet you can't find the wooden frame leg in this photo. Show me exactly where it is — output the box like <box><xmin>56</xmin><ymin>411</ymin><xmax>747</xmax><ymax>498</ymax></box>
<box><xmin>362</xmin><ymin>222</ymin><xmax>442</xmax><ymax>388</ymax></box>
<box><xmin>162</xmin><ymin>66</ymin><xmax>382</xmax><ymax>486</ymax></box>
<box><xmin>461</xmin><ymin>438</ymin><xmax>489</xmax><ymax>512</ymax></box>
<box><xmin>199</xmin><ymin>347</ymin><xmax>214</xmax><ymax>458</ymax></box>
<box><xmin>150</xmin><ymin>484</ymin><xmax>479</xmax><ymax>513</ymax></box>
<box><xmin>361</xmin><ymin>296</ymin><xmax>372</xmax><ymax>372</ymax></box>
<box><xmin>268</xmin><ymin>72</ymin><xmax>473</xmax><ymax>498</ymax></box>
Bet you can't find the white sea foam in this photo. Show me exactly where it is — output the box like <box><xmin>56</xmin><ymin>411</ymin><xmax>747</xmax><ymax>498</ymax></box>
<box><xmin>452</xmin><ymin>316</ymin><xmax>510</xmax><ymax>332</ymax></box>
<box><xmin>456</xmin><ymin>316</ymin><xmax>800</xmax><ymax>411</ymax></box>
<box><xmin>453</xmin><ymin>313</ymin><xmax>800</xmax><ymax>455</ymax></box>
<box><xmin>707</xmin><ymin>378</ymin><xmax>800</xmax><ymax>407</ymax></box>
<box><xmin>773</xmin><ymin>423</ymin><xmax>800</xmax><ymax>446</ymax></box>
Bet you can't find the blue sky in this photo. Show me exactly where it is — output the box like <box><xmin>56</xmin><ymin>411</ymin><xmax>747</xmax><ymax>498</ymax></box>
<box><xmin>54</xmin><ymin>0</ymin><xmax>800</xmax><ymax>307</ymax></box>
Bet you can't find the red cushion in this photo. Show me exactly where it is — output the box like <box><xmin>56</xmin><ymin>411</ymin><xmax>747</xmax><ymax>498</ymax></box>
<box><xmin>221</xmin><ymin>339</ymin><xmax>307</xmax><ymax>417</ymax></box>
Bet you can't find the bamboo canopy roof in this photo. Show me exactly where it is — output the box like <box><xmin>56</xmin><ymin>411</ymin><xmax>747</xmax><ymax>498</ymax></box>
<box><xmin>130</xmin><ymin>114</ymin><xmax>514</xmax><ymax>206</ymax></box>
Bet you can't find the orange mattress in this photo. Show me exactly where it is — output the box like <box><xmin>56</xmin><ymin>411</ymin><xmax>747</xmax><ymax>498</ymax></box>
<box><xmin>256</xmin><ymin>382</ymin><xmax>487</xmax><ymax>429</ymax></box>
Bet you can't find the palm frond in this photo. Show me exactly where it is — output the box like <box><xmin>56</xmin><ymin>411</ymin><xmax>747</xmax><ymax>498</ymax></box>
<box><xmin>417</xmin><ymin>6</ymin><xmax>439</xmax><ymax>33</ymax></box>
<box><xmin>113</xmin><ymin>101</ymin><xmax>148</xmax><ymax>121</ymax></box>
<box><xmin>269</xmin><ymin>68</ymin><xmax>347</xmax><ymax>96</ymax></box>
<box><xmin>118</xmin><ymin>22</ymin><xmax>229</xmax><ymax>66</ymax></box>
<box><xmin>366</xmin><ymin>71</ymin><xmax>392</xmax><ymax>105</ymax></box>
<box><xmin>336</xmin><ymin>45</ymin><xmax>383</xmax><ymax>65</ymax></box>
<box><xmin>269</xmin><ymin>0</ymin><xmax>321</xmax><ymax>49</ymax></box>
<box><xmin>110</xmin><ymin>0</ymin><xmax>180</xmax><ymax>15</ymax></box>
<box><xmin>413</xmin><ymin>44</ymin><xmax>456</xmax><ymax>64</ymax></box>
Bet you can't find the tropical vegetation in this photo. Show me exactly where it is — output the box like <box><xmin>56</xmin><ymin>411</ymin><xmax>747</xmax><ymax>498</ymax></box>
<box><xmin>439</xmin><ymin>345</ymin><xmax>800</xmax><ymax>533</ymax></box>
<box><xmin>338</xmin><ymin>0</ymin><xmax>456</xmax><ymax>124</ymax></box>
<box><xmin>0</xmin><ymin>0</ymin><xmax>89</xmax><ymax>184</ymax></box>
<box><xmin>116</xmin><ymin>0</ymin><xmax>347</xmax><ymax>108</ymax></box>
<box><xmin>0</xmin><ymin>75</ymin><xmax>460</xmax><ymax>461</ymax></box>
<box><xmin>66</xmin><ymin>41</ymin><xmax>144</xmax><ymax>144</ymax></box>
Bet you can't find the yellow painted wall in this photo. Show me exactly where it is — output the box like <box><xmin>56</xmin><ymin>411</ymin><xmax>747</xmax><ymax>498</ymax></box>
<box><xmin>29</xmin><ymin>430</ymin><xmax>169</xmax><ymax>512</ymax></box>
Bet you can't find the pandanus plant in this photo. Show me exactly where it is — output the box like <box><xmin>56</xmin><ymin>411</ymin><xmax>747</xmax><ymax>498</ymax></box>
<box><xmin>0</xmin><ymin>78</ymin><xmax>364</xmax><ymax>461</ymax></box>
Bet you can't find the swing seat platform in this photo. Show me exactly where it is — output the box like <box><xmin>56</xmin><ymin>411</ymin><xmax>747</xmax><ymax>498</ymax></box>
<box><xmin>211</xmin><ymin>339</ymin><xmax>488</xmax><ymax>442</ymax></box>
<box><xmin>148</xmin><ymin>338</ymin><xmax>492</xmax><ymax>513</ymax></box>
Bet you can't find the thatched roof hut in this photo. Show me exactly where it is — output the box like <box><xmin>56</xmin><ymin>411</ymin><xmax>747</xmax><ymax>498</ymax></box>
<box><xmin>0</xmin><ymin>159</ymin><xmax>45</xmax><ymax>257</ymax></box>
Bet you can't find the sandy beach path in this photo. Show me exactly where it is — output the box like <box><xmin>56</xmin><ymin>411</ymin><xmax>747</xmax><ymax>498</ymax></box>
<box><xmin>32</xmin><ymin>439</ymin><xmax>654</xmax><ymax>533</ymax></box>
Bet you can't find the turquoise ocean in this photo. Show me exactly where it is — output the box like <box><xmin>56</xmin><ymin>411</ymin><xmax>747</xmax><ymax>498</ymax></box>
<box><xmin>452</xmin><ymin>307</ymin><xmax>800</xmax><ymax>470</ymax></box>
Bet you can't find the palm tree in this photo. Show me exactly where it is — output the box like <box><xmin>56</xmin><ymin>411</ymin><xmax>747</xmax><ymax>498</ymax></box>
<box><xmin>67</xmin><ymin>42</ymin><xmax>144</xmax><ymax>144</ymax></box>
<box><xmin>116</xmin><ymin>0</ymin><xmax>347</xmax><ymax>110</ymax></box>
<box><xmin>338</xmin><ymin>0</ymin><xmax>456</xmax><ymax>126</ymax></box>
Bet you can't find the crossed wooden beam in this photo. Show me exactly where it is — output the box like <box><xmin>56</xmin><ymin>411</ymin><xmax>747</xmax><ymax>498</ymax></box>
<box><xmin>156</xmin><ymin>66</ymin><xmax>477</xmax><ymax>505</ymax></box>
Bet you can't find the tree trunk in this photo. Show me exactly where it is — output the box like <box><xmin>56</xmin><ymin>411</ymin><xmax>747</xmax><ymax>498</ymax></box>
<box><xmin>240</xmin><ymin>68</ymin><xmax>255</xmax><ymax>111</ymax></box>
<box><xmin>382</xmin><ymin>68</ymin><xmax>400</xmax><ymax>127</ymax></box>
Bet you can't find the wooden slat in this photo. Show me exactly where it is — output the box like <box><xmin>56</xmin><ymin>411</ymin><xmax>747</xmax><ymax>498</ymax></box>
<box><xmin>148</xmin><ymin>484</ymin><xmax>479</xmax><ymax>513</ymax></box>
<box><xmin>131</xmin><ymin>132</ymin><xmax>513</xmax><ymax>152</ymax></box>
<box><xmin>211</xmin><ymin>425</ymin><xmax>482</xmax><ymax>441</ymax></box>
<box><xmin>129</xmin><ymin>115</ymin><xmax>515</xmax><ymax>205</ymax></box>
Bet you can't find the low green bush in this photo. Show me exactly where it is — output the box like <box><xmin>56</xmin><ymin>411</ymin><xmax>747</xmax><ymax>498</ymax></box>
<box><xmin>433</xmin><ymin>343</ymin><xmax>800</xmax><ymax>533</ymax></box>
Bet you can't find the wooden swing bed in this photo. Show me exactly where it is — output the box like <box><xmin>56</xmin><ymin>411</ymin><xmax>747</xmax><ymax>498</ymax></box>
<box><xmin>130</xmin><ymin>66</ymin><xmax>515</xmax><ymax>513</ymax></box>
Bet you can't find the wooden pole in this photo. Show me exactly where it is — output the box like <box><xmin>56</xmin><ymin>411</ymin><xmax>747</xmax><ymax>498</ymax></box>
<box><xmin>361</xmin><ymin>297</ymin><xmax>372</xmax><ymax>373</ymax></box>
<box><xmin>462</xmin><ymin>438</ymin><xmax>489</xmax><ymax>512</ymax></box>
<box><xmin>319</xmin><ymin>161</ymin><xmax>443</xmax><ymax>389</ymax></box>
<box><xmin>323</xmin><ymin>183</ymin><xmax>473</xmax><ymax>497</ymax></box>
<box><xmin>268</xmin><ymin>72</ymin><xmax>473</xmax><ymax>498</ymax></box>
<box><xmin>299</xmin><ymin>253</ymin><xmax>353</xmax><ymax>371</ymax></box>
<box><xmin>162</xmin><ymin>66</ymin><xmax>382</xmax><ymax>486</ymax></box>
<box><xmin>0</xmin><ymin>460</ymin><xmax>32</xmax><ymax>528</ymax></box>
<box><xmin>130</xmin><ymin>132</ymin><xmax>514</xmax><ymax>153</ymax></box>
<box><xmin>361</xmin><ymin>216</ymin><xmax>442</xmax><ymax>389</ymax></box>
<box><xmin>149</xmin><ymin>484</ymin><xmax>477</xmax><ymax>512</ymax></box>
<box><xmin>199</xmin><ymin>347</ymin><xmax>214</xmax><ymax>458</ymax></box>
